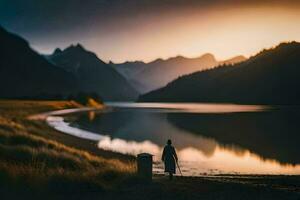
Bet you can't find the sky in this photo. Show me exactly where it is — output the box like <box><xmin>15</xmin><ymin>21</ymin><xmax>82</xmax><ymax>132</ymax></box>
<box><xmin>1</xmin><ymin>0</ymin><xmax>300</xmax><ymax>63</ymax></box>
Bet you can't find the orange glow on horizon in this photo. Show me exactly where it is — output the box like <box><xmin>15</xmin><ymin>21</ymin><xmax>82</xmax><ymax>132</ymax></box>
<box><xmin>88</xmin><ymin>5</ymin><xmax>300</xmax><ymax>63</ymax></box>
<box><xmin>32</xmin><ymin>3</ymin><xmax>300</xmax><ymax>63</ymax></box>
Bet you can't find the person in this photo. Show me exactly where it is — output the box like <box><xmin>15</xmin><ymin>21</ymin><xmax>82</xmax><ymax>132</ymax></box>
<box><xmin>161</xmin><ymin>139</ymin><xmax>178</xmax><ymax>180</ymax></box>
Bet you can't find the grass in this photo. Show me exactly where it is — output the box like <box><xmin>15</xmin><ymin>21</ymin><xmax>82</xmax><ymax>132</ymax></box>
<box><xmin>0</xmin><ymin>100</ymin><xmax>299</xmax><ymax>200</ymax></box>
<box><xmin>0</xmin><ymin>100</ymin><xmax>136</xmax><ymax>199</ymax></box>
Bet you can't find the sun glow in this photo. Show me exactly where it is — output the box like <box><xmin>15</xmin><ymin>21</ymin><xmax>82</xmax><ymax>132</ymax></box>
<box><xmin>83</xmin><ymin>5</ymin><xmax>300</xmax><ymax>63</ymax></box>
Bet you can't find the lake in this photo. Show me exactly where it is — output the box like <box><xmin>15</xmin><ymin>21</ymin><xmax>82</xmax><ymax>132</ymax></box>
<box><xmin>47</xmin><ymin>102</ymin><xmax>300</xmax><ymax>176</ymax></box>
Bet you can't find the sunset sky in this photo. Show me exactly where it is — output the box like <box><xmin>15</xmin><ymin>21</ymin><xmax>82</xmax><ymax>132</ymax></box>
<box><xmin>1</xmin><ymin>0</ymin><xmax>300</xmax><ymax>63</ymax></box>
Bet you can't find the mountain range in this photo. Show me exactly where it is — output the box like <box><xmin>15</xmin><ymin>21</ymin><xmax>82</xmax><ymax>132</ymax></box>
<box><xmin>47</xmin><ymin>44</ymin><xmax>139</xmax><ymax>101</ymax></box>
<box><xmin>0</xmin><ymin>26</ymin><xmax>138</xmax><ymax>101</ymax></box>
<box><xmin>139</xmin><ymin>42</ymin><xmax>300</xmax><ymax>105</ymax></box>
<box><xmin>3</xmin><ymin>25</ymin><xmax>298</xmax><ymax>105</ymax></box>
<box><xmin>111</xmin><ymin>54</ymin><xmax>246</xmax><ymax>93</ymax></box>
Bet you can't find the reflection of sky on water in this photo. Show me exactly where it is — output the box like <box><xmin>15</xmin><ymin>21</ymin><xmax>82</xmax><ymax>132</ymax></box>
<box><xmin>47</xmin><ymin>103</ymin><xmax>300</xmax><ymax>175</ymax></box>
<box><xmin>77</xmin><ymin>110</ymin><xmax>219</xmax><ymax>156</ymax></box>
<box><xmin>107</xmin><ymin>102</ymin><xmax>270</xmax><ymax>113</ymax></box>
<box><xmin>97</xmin><ymin>137</ymin><xmax>300</xmax><ymax>175</ymax></box>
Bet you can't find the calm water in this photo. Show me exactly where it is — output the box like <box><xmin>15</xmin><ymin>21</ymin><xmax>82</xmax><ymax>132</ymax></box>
<box><xmin>56</xmin><ymin>103</ymin><xmax>300</xmax><ymax>176</ymax></box>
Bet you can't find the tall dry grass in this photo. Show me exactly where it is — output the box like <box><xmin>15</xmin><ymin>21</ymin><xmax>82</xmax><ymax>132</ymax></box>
<box><xmin>0</xmin><ymin>100</ymin><xmax>136</xmax><ymax>199</ymax></box>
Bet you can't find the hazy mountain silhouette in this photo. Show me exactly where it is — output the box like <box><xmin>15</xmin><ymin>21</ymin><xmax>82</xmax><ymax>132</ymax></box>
<box><xmin>219</xmin><ymin>55</ymin><xmax>247</xmax><ymax>65</ymax></box>
<box><xmin>112</xmin><ymin>54</ymin><xmax>246</xmax><ymax>93</ymax></box>
<box><xmin>0</xmin><ymin>26</ymin><xmax>78</xmax><ymax>99</ymax></box>
<box><xmin>48</xmin><ymin>44</ymin><xmax>139</xmax><ymax>101</ymax></box>
<box><xmin>139</xmin><ymin>42</ymin><xmax>300</xmax><ymax>105</ymax></box>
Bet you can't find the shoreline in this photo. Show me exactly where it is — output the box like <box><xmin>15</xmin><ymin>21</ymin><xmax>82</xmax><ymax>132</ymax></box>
<box><xmin>0</xmin><ymin>100</ymin><xmax>299</xmax><ymax>199</ymax></box>
<box><xmin>29</xmin><ymin>107</ymin><xmax>106</xmax><ymax>141</ymax></box>
<box><xmin>27</xmin><ymin>104</ymin><xmax>135</xmax><ymax>161</ymax></box>
<box><xmin>39</xmin><ymin>103</ymin><xmax>300</xmax><ymax>177</ymax></box>
<box><xmin>21</xmin><ymin>100</ymin><xmax>136</xmax><ymax>161</ymax></box>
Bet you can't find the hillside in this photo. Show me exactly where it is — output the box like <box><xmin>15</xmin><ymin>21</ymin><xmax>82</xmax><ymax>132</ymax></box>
<box><xmin>139</xmin><ymin>42</ymin><xmax>300</xmax><ymax>105</ymax></box>
<box><xmin>0</xmin><ymin>26</ymin><xmax>78</xmax><ymax>98</ymax></box>
<box><xmin>112</xmin><ymin>54</ymin><xmax>245</xmax><ymax>93</ymax></box>
<box><xmin>48</xmin><ymin>45</ymin><xmax>139</xmax><ymax>101</ymax></box>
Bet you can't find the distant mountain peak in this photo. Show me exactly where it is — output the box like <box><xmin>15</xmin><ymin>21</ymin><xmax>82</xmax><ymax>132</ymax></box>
<box><xmin>173</xmin><ymin>55</ymin><xmax>185</xmax><ymax>59</ymax></box>
<box><xmin>170</xmin><ymin>53</ymin><xmax>216</xmax><ymax>62</ymax></box>
<box><xmin>235</xmin><ymin>55</ymin><xmax>247</xmax><ymax>59</ymax></box>
<box><xmin>219</xmin><ymin>55</ymin><xmax>247</xmax><ymax>65</ymax></box>
<box><xmin>152</xmin><ymin>58</ymin><xmax>164</xmax><ymax>64</ymax></box>
<box><xmin>58</xmin><ymin>43</ymin><xmax>104</xmax><ymax>62</ymax></box>
<box><xmin>75</xmin><ymin>43</ymin><xmax>84</xmax><ymax>49</ymax></box>
<box><xmin>53</xmin><ymin>48</ymin><xmax>62</xmax><ymax>55</ymax></box>
<box><xmin>197</xmin><ymin>53</ymin><xmax>217</xmax><ymax>62</ymax></box>
<box><xmin>65</xmin><ymin>43</ymin><xmax>85</xmax><ymax>51</ymax></box>
<box><xmin>201</xmin><ymin>53</ymin><xmax>215</xmax><ymax>58</ymax></box>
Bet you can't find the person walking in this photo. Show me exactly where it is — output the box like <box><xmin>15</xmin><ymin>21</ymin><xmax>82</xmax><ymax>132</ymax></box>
<box><xmin>161</xmin><ymin>139</ymin><xmax>178</xmax><ymax>180</ymax></box>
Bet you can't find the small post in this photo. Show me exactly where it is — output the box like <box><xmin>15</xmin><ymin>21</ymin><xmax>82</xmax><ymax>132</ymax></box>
<box><xmin>137</xmin><ymin>153</ymin><xmax>153</xmax><ymax>181</ymax></box>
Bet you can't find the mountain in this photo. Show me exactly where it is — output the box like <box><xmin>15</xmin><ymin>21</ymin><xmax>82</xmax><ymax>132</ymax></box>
<box><xmin>112</xmin><ymin>54</ymin><xmax>218</xmax><ymax>93</ymax></box>
<box><xmin>48</xmin><ymin>44</ymin><xmax>139</xmax><ymax>101</ymax></box>
<box><xmin>139</xmin><ymin>42</ymin><xmax>300</xmax><ymax>105</ymax></box>
<box><xmin>0</xmin><ymin>26</ymin><xmax>77</xmax><ymax>99</ymax></box>
<box><xmin>219</xmin><ymin>55</ymin><xmax>247</xmax><ymax>65</ymax></box>
<box><xmin>112</xmin><ymin>54</ymin><xmax>246</xmax><ymax>93</ymax></box>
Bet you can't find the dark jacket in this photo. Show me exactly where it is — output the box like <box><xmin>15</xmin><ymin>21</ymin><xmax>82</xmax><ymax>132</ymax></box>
<box><xmin>162</xmin><ymin>144</ymin><xmax>178</xmax><ymax>173</ymax></box>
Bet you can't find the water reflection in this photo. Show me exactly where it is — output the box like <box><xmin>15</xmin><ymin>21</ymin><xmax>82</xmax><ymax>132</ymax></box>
<box><xmin>98</xmin><ymin>137</ymin><xmax>161</xmax><ymax>155</ymax></box>
<box><xmin>107</xmin><ymin>102</ymin><xmax>269</xmax><ymax>113</ymax></box>
<box><xmin>168</xmin><ymin>108</ymin><xmax>300</xmax><ymax>165</ymax></box>
<box><xmin>88</xmin><ymin>111</ymin><xmax>96</xmax><ymax>121</ymax></box>
<box><xmin>56</xmin><ymin>103</ymin><xmax>300</xmax><ymax>175</ymax></box>
<box><xmin>73</xmin><ymin>111</ymin><xmax>219</xmax><ymax>157</ymax></box>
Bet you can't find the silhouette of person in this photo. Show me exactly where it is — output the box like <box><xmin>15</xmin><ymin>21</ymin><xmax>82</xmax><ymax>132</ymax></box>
<box><xmin>162</xmin><ymin>139</ymin><xmax>178</xmax><ymax>180</ymax></box>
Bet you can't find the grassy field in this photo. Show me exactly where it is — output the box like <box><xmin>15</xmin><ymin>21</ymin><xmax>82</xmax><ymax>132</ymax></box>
<box><xmin>0</xmin><ymin>100</ymin><xmax>299</xmax><ymax>200</ymax></box>
<box><xmin>0</xmin><ymin>100</ymin><xmax>136</xmax><ymax>199</ymax></box>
